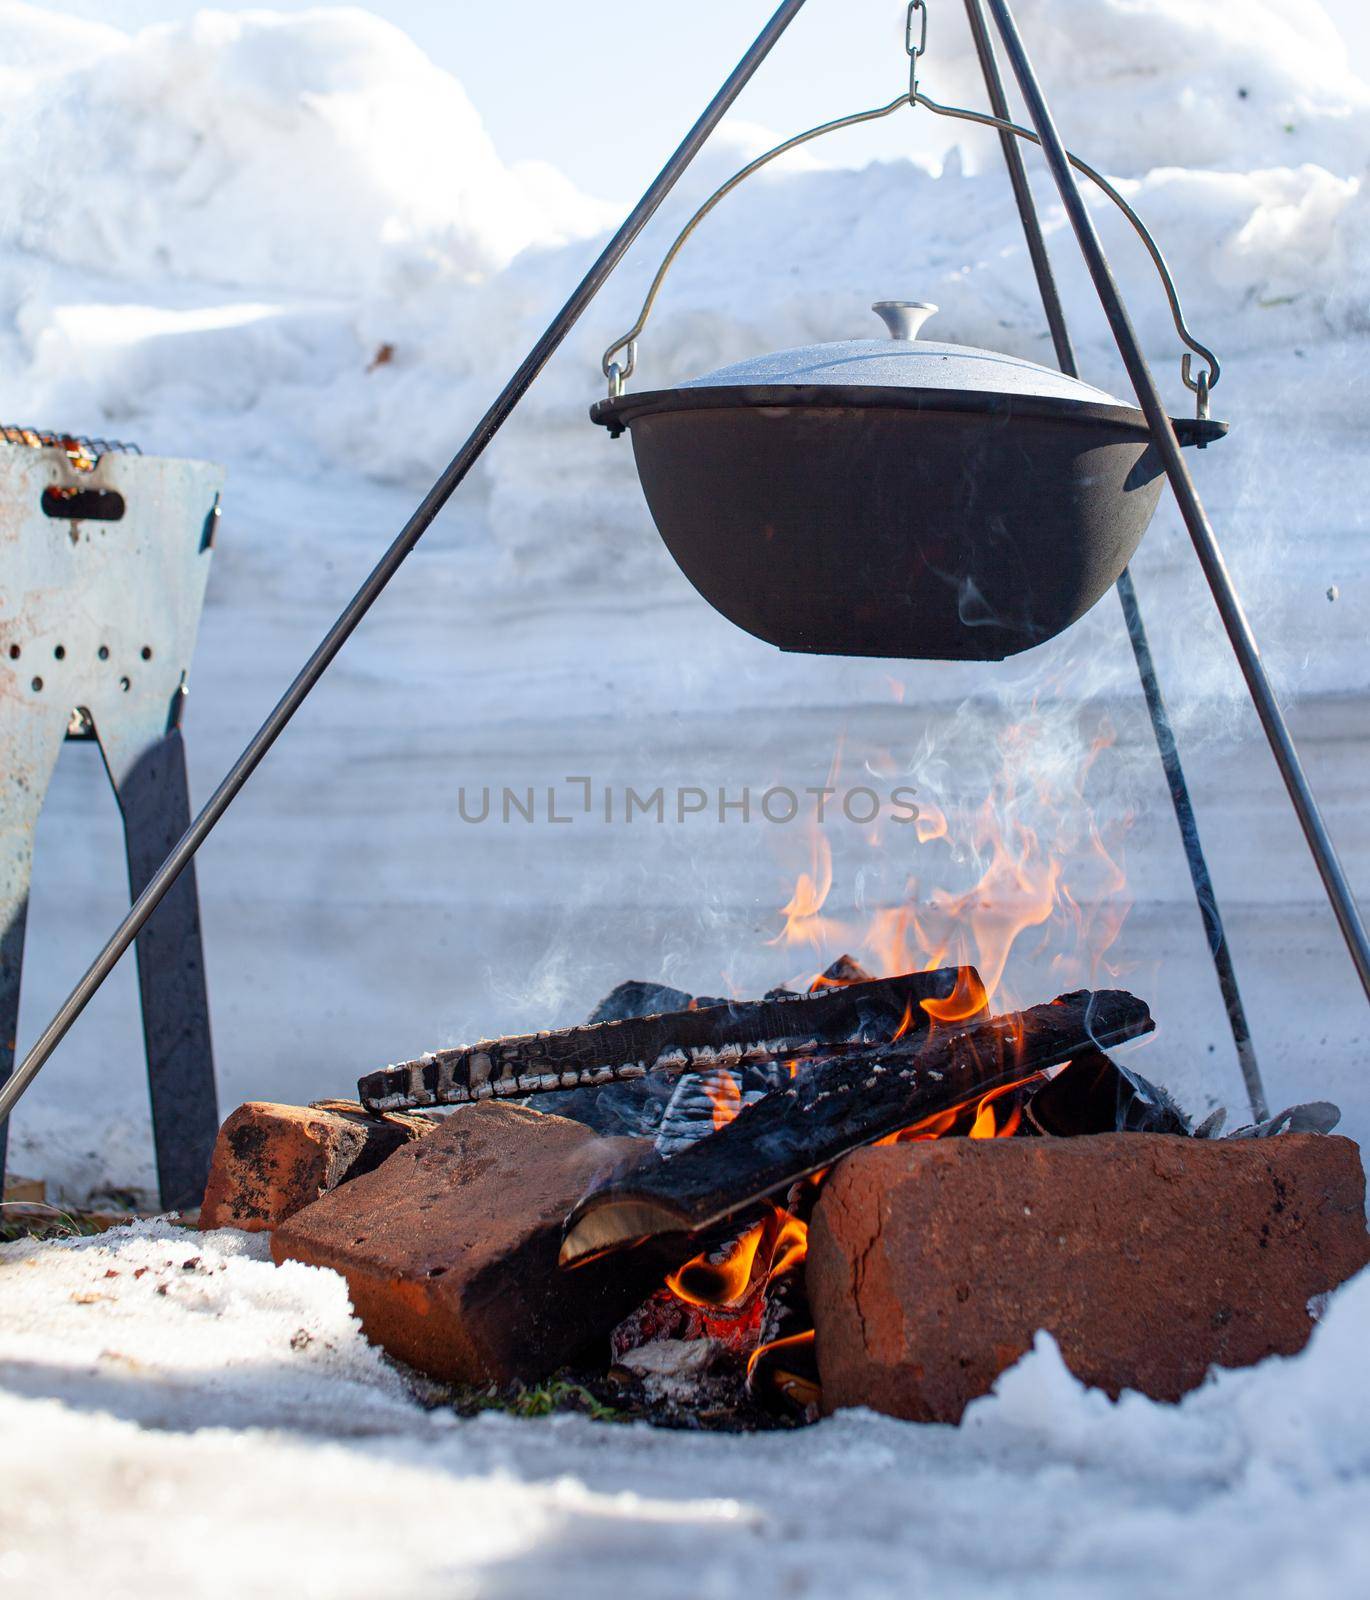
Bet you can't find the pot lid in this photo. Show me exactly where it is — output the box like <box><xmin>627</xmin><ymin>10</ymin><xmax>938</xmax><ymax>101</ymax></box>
<box><xmin>679</xmin><ymin>301</ymin><xmax>1124</xmax><ymax>407</ymax></box>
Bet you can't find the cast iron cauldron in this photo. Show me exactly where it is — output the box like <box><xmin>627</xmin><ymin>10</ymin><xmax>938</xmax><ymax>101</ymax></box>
<box><xmin>591</xmin><ymin>303</ymin><xmax>1224</xmax><ymax>662</ymax></box>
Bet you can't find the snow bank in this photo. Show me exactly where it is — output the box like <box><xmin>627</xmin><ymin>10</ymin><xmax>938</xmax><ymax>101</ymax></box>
<box><xmin>3</xmin><ymin>1221</ymin><xmax>1369</xmax><ymax>1597</ymax></box>
<box><xmin>933</xmin><ymin>0</ymin><xmax>1370</xmax><ymax>176</ymax></box>
<box><xmin>0</xmin><ymin>1217</ymin><xmax>414</xmax><ymax>1431</ymax></box>
<box><xmin>970</xmin><ymin>1264</ymin><xmax>1370</xmax><ymax>1487</ymax></box>
<box><xmin>0</xmin><ymin>0</ymin><xmax>1365</xmax><ymax>562</ymax></box>
<box><xmin>0</xmin><ymin>4</ymin><xmax>615</xmax><ymax>297</ymax></box>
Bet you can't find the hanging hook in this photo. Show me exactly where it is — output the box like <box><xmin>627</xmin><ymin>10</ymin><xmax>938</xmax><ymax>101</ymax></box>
<box><xmin>1182</xmin><ymin>352</ymin><xmax>1215</xmax><ymax>416</ymax></box>
<box><xmin>1187</xmin><ymin>359</ymin><xmax>1211</xmax><ymax>444</ymax></box>
<box><xmin>604</xmin><ymin>340</ymin><xmax>637</xmax><ymax>398</ymax></box>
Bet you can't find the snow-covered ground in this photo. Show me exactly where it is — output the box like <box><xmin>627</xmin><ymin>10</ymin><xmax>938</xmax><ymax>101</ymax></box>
<box><xmin>2</xmin><ymin>1219</ymin><xmax>1369</xmax><ymax>1598</ymax></box>
<box><xmin>1</xmin><ymin>3</ymin><xmax>1368</xmax><ymax>1592</ymax></box>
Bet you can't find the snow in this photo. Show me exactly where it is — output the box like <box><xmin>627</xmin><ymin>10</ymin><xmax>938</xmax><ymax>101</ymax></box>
<box><xmin>0</xmin><ymin>4</ymin><xmax>616</xmax><ymax>293</ymax></box>
<box><xmin>0</xmin><ymin>3</ymin><xmax>1368</xmax><ymax>1587</ymax></box>
<box><xmin>937</xmin><ymin>0</ymin><xmax>1370</xmax><ymax>177</ymax></box>
<box><xmin>2</xmin><ymin>1219</ymin><xmax>1370</xmax><ymax>1597</ymax></box>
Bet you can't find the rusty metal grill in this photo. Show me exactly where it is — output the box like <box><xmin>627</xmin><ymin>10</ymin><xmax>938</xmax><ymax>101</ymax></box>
<box><xmin>1</xmin><ymin>425</ymin><xmax>142</xmax><ymax>471</ymax></box>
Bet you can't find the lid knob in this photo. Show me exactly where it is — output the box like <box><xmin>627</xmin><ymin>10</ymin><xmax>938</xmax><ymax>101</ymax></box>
<box><xmin>872</xmin><ymin>300</ymin><xmax>938</xmax><ymax>341</ymax></box>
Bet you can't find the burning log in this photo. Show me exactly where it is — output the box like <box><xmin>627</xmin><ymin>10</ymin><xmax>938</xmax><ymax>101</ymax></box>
<box><xmin>1022</xmin><ymin>1046</ymin><xmax>1191</xmax><ymax>1138</ymax></box>
<box><xmin>559</xmin><ymin>989</ymin><xmax>1154</xmax><ymax>1265</ymax></box>
<box><xmin>357</xmin><ymin>968</ymin><xmax>979</xmax><ymax>1112</ymax></box>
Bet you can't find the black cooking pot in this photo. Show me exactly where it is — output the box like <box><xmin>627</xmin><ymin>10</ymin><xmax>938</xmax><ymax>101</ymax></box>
<box><xmin>592</xmin><ymin>303</ymin><xmax>1224</xmax><ymax>661</ymax></box>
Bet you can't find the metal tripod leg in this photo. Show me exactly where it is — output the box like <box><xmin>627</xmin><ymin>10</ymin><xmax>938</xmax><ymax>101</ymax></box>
<box><xmin>985</xmin><ymin>0</ymin><xmax>1370</xmax><ymax>1002</ymax></box>
<box><xmin>0</xmin><ymin>708</ymin><xmax>68</xmax><ymax>1189</ymax></box>
<box><xmin>1115</xmin><ymin>572</ymin><xmax>1266</xmax><ymax>1117</ymax></box>
<box><xmin>96</xmin><ymin>715</ymin><xmax>217</xmax><ymax>1212</ymax></box>
<box><xmin>961</xmin><ymin>0</ymin><xmax>1268</xmax><ymax>1119</ymax></box>
<box><xmin>0</xmin><ymin>0</ymin><xmax>812</xmax><ymax>1135</ymax></box>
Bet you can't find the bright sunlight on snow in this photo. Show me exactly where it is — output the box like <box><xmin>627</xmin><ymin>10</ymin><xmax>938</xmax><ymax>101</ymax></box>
<box><xmin>1</xmin><ymin>2</ymin><xmax>1368</xmax><ymax>1594</ymax></box>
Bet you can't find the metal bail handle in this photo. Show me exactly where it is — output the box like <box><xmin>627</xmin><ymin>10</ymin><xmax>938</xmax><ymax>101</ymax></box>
<box><xmin>599</xmin><ymin>6</ymin><xmax>1219</xmax><ymax>409</ymax></box>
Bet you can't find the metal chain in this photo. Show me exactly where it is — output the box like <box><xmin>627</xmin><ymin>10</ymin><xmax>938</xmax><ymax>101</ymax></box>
<box><xmin>906</xmin><ymin>0</ymin><xmax>928</xmax><ymax>102</ymax></box>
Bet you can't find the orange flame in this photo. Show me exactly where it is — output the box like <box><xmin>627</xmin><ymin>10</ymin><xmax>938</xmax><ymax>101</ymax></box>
<box><xmin>968</xmin><ymin>1087</ymin><xmax>1023</xmax><ymax>1139</ymax></box>
<box><xmin>664</xmin><ymin>1206</ymin><xmax>809</xmax><ymax>1312</ymax></box>
<box><xmin>665</xmin><ymin>1220</ymin><xmax>766</xmax><ymax>1307</ymax></box>
<box><xmin>769</xmin><ymin>829</ymin><xmax>837</xmax><ymax>950</ymax></box>
<box><xmin>745</xmin><ymin>1327</ymin><xmax>817</xmax><ymax>1396</ymax></box>
<box><xmin>767</xmin><ymin>1214</ymin><xmax>809</xmax><ymax>1279</ymax></box>
<box><xmin>914</xmin><ymin>801</ymin><xmax>948</xmax><ymax>845</ymax></box>
<box><xmin>878</xmin><ymin>1072</ymin><xmax>1040</xmax><ymax>1146</ymax></box>
<box><xmin>703</xmin><ymin>1069</ymin><xmax>742</xmax><ymax>1132</ymax></box>
<box><xmin>771</xmin><ymin>739</ymin><xmax>851</xmax><ymax>952</ymax></box>
<box><xmin>913</xmin><ymin>810</ymin><xmax>1062</xmax><ymax>1002</ymax></box>
<box><xmin>919</xmin><ymin>967</ymin><xmax>989</xmax><ymax>1027</ymax></box>
<box><xmin>846</xmin><ymin>714</ymin><xmax>1132</xmax><ymax>1009</ymax></box>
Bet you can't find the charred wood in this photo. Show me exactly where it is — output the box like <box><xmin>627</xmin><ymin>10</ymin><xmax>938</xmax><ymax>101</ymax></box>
<box><xmin>537</xmin><ymin>981</ymin><xmax>699</xmax><ymax>1140</ymax></box>
<box><xmin>559</xmin><ymin>990</ymin><xmax>1155</xmax><ymax>1265</ymax></box>
<box><xmin>587</xmin><ymin>981</ymin><xmax>694</xmax><ymax>1024</ymax></box>
<box><xmin>358</xmin><ymin>968</ymin><xmax>979</xmax><ymax>1113</ymax></box>
<box><xmin>654</xmin><ymin>1069</ymin><xmax>776</xmax><ymax>1157</ymax></box>
<box><xmin>811</xmin><ymin>954</ymin><xmax>874</xmax><ymax>988</ymax></box>
<box><xmin>1023</xmin><ymin>1048</ymin><xmax>1191</xmax><ymax>1138</ymax></box>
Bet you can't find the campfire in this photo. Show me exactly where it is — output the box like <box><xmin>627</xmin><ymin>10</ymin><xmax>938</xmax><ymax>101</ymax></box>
<box><xmin>571</xmin><ymin>956</ymin><xmax>1081</xmax><ymax>1425</ymax></box>
<box><xmin>518</xmin><ymin>962</ymin><xmax>1152</xmax><ymax>1425</ymax></box>
<box><xmin>1</xmin><ymin>0</ymin><xmax>1361</xmax><ymax>1459</ymax></box>
<box><xmin>198</xmin><ymin>912</ymin><xmax>1362</xmax><ymax>1431</ymax></box>
<box><xmin>191</xmin><ymin>717</ymin><xmax>1364</xmax><ymax>1429</ymax></box>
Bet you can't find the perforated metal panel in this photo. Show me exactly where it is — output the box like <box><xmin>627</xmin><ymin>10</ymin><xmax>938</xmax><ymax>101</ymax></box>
<box><xmin>0</xmin><ymin>439</ymin><xmax>223</xmax><ymax>1208</ymax></box>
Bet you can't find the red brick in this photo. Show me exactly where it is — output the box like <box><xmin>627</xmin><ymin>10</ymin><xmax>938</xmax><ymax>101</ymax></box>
<box><xmin>271</xmin><ymin>1102</ymin><xmax>658</xmax><ymax>1384</ymax></box>
<box><xmin>807</xmin><ymin>1133</ymin><xmax>1370</xmax><ymax>1422</ymax></box>
<box><xmin>200</xmin><ymin>1100</ymin><xmax>434</xmax><ymax>1232</ymax></box>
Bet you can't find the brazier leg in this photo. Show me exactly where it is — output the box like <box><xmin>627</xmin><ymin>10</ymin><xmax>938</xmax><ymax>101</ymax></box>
<box><xmin>98</xmin><ymin>718</ymin><xmax>217</xmax><ymax>1211</ymax></box>
<box><xmin>0</xmin><ymin>709</ymin><xmax>66</xmax><ymax>1190</ymax></box>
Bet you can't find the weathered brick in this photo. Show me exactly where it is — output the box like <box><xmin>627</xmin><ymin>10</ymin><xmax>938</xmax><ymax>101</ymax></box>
<box><xmin>807</xmin><ymin>1132</ymin><xmax>1370</xmax><ymax>1422</ymax></box>
<box><xmin>200</xmin><ymin>1100</ymin><xmax>434</xmax><ymax>1232</ymax></box>
<box><xmin>271</xmin><ymin>1102</ymin><xmax>658</xmax><ymax>1384</ymax></box>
